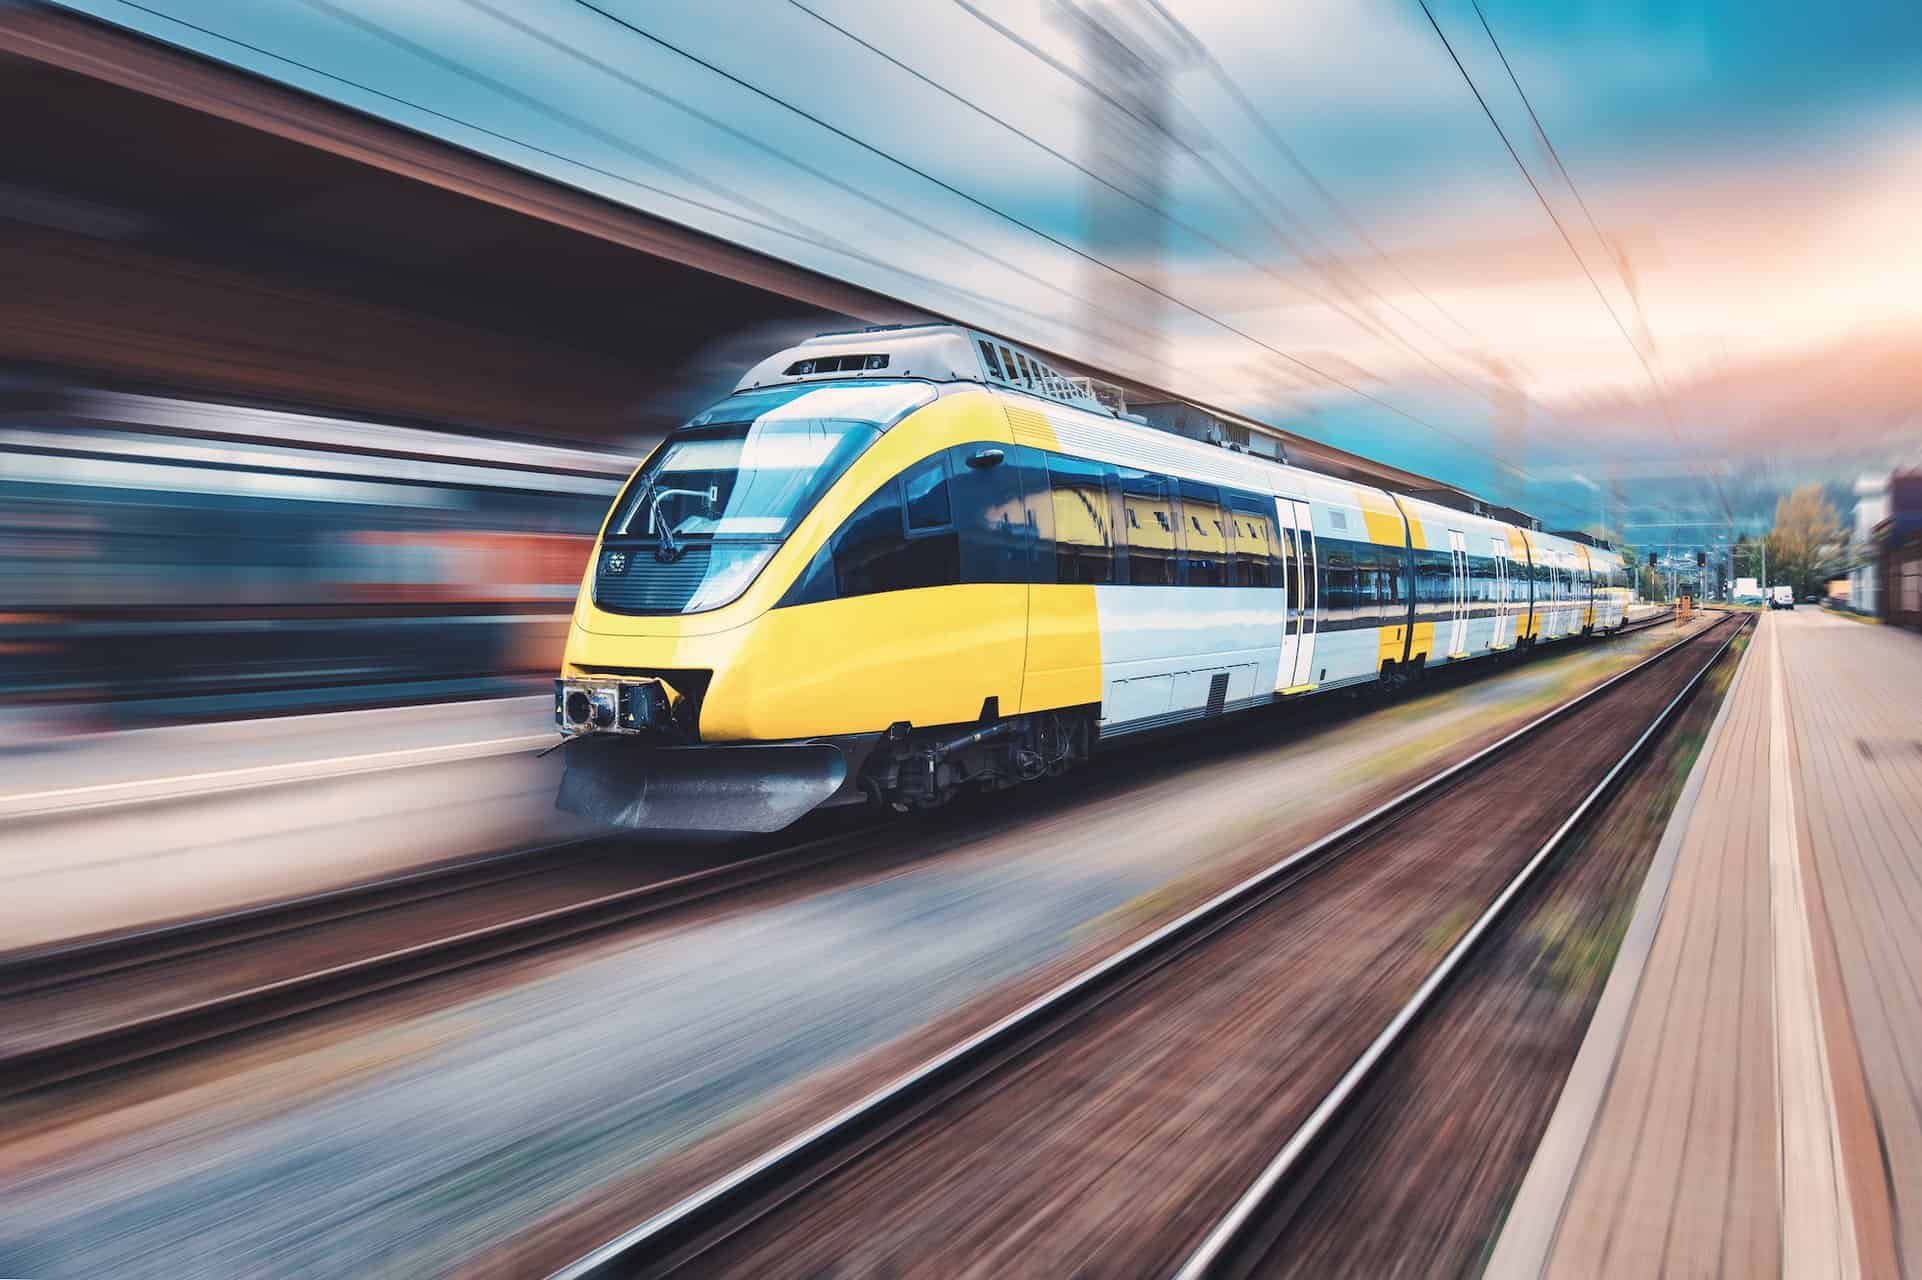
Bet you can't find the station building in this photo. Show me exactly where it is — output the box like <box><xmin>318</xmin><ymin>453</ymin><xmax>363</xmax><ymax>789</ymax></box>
<box><xmin>1865</xmin><ymin>469</ymin><xmax>1922</xmax><ymax>632</ymax></box>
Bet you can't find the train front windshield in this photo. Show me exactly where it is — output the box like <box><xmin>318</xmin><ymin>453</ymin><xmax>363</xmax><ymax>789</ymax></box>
<box><xmin>602</xmin><ymin>380</ymin><xmax>935</xmax><ymax>613</ymax></box>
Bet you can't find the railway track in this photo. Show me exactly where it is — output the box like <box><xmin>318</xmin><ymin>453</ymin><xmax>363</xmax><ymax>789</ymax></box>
<box><xmin>540</xmin><ymin>613</ymin><xmax>1743</xmax><ymax>1279</ymax></box>
<box><xmin>1171</xmin><ymin>613</ymin><xmax>1748</xmax><ymax>1278</ymax></box>
<box><xmin>0</xmin><ymin>821</ymin><xmax>887</xmax><ymax>1099</ymax></box>
<box><xmin>0</xmin><ymin>614</ymin><xmax>1693</xmax><ymax>1105</ymax></box>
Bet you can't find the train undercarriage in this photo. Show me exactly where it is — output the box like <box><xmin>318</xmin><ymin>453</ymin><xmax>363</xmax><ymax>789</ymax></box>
<box><xmin>552</xmin><ymin>673</ymin><xmax>1095</xmax><ymax>833</ymax></box>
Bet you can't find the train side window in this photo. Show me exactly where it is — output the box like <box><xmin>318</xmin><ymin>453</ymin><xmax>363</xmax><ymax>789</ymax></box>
<box><xmin>1414</xmin><ymin>548</ymin><xmax>1452</xmax><ymax>618</ymax></box>
<box><xmin>820</xmin><ymin>483</ymin><xmax>902</xmax><ymax>599</ymax></box>
<box><xmin>1178</xmin><ymin>480</ymin><xmax>1226</xmax><ymax>587</ymax></box>
<box><xmin>947</xmin><ymin>443</ymin><xmax>1030</xmax><ymax>584</ymax></box>
<box><xmin>1046</xmin><ymin>454</ymin><xmax>1115</xmax><ymax>585</ymax></box>
<box><xmin>1224</xmin><ymin>491</ymin><xmax>1280</xmax><ymax>588</ymax></box>
<box><xmin>1009</xmin><ymin>444</ymin><xmax>1056</xmax><ymax>584</ymax></box>
<box><xmin>903</xmin><ymin>455</ymin><xmax>952</xmax><ymax>530</ymax></box>
<box><xmin>1378</xmin><ymin>543</ymin><xmax>1408</xmax><ymax>614</ymax></box>
<box><xmin>1360</xmin><ymin>542</ymin><xmax>1391</xmax><ymax>622</ymax></box>
<box><xmin>977</xmin><ymin>341</ymin><xmax>1005</xmax><ymax>380</ymax></box>
<box><xmin>1320</xmin><ymin>540</ymin><xmax>1358</xmax><ymax>623</ymax></box>
<box><xmin>782</xmin><ymin>463</ymin><xmax>957</xmax><ymax>602</ymax></box>
<box><xmin>1118</xmin><ymin>469</ymin><xmax>1178</xmax><ymax>585</ymax></box>
<box><xmin>1279</xmin><ymin>518</ymin><xmax>1301</xmax><ymax>609</ymax></box>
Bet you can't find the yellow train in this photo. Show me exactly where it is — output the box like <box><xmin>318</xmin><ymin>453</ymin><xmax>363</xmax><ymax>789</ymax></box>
<box><xmin>555</xmin><ymin>324</ymin><xmax>1626</xmax><ymax>832</ymax></box>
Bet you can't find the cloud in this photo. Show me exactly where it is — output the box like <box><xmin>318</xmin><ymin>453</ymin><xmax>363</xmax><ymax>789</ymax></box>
<box><xmin>44</xmin><ymin>0</ymin><xmax>1922</xmax><ymax>524</ymax></box>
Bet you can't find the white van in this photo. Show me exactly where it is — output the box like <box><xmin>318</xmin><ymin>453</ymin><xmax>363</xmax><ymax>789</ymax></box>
<box><xmin>1770</xmin><ymin>585</ymin><xmax>1795</xmax><ymax>610</ymax></box>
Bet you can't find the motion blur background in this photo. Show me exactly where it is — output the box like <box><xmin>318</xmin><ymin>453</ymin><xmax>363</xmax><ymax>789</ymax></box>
<box><xmin>4</xmin><ymin>0</ymin><xmax>1920</xmax><ymax>733</ymax></box>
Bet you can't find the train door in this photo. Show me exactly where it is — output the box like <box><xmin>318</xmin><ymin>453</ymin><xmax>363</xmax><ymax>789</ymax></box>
<box><xmin>1491</xmin><ymin>535</ymin><xmax>1512</xmax><ymax>648</ymax></box>
<box><xmin>1553</xmin><ymin>556</ymin><xmax>1567</xmax><ymax>636</ymax></box>
<box><xmin>1275</xmin><ymin>498</ymin><xmax>1319</xmax><ymax>691</ymax></box>
<box><xmin>1545</xmin><ymin>556</ymin><xmax>1560</xmax><ymax>637</ymax></box>
<box><xmin>1446</xmin><ymin>530</ymin><xmax>1469</xmax><ymax>657</ymax></box>
<box><xmin>1578</xmin><ymin>547</ymin><xmax>1595</xmax><ymax>632</ymax></box>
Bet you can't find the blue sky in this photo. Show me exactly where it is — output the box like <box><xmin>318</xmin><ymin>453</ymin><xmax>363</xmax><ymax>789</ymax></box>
<box><xmin>51</xmin><ymin>0</ymin><xmax>1922</xmax><ymax>539</ymax></box>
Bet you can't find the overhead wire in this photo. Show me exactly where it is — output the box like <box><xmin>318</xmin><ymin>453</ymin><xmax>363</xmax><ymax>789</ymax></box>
<box><xmin>781</xmin><ymin>0</ymin><xmax>1372</xmax><ymax>326</ymax></box>
<box><xmin>786</xmin><ymin>0</ymin><xmax>1515</xmax><ymax>425</ymax></box>
<box><xmin>1000</xmin><ymin>0</ymin><xmax>1649</xmax><ymax>520</ymax></box>
<box><xmin>950</xmin><ymin>0</ymin><xmax>1443</xmax><ymax>358</ymax></box>
<box><xmin>1128</xmin><ymin>0</ymin><xmax>1596</xmax><ymax>496</ymax></box>
<box><xmin>1133</xmin><ymin>0</ymin><xmax>1511</xmax><ymax>363</ymax></box>
<box><xmin>115</xmin><ymin>0</ymin><xmax>1577</xmax><ymax>509</ymax></box>
<box><xmin>950</xmin><ymin>0</ymin><xmax>1645</xmax><ymax>520</ymax></box>
<box><xmin>450</xmin><ymin>0</ymin><xmax>1177</xmax><ymax>361</ymax></box>
<box><xmin>571</xmin><ymin>0</ymin><xmax>1524</xmax><ymax>471</ymax></box>
<box><xmin>1465</xmin><ymin>0</ymin><xmax>1736</xmax><ymax>526</ymax></box>
<box><xmin>255</xmin><ymin>0</ymin><xmax>1183</xmax><ymax>378</ymax></box>
<box><xmin>1414</xmin><ymin>0</ymin><xmax>1732</xmax><ymax>526</ymax></box>
<box><xmin>933</xmin><ymin>0</ymin><xmax>1553</xmax><ymax>480</ymax></box>
<box><xmin>115</xmin><ymin>0</ymin><xmax>1172</xmax><ymax>385</ymax></box>
<box><xmin>306</xmin><ymin>0</ymin><xmax>1179</xmax><ymax>369</ymax></box>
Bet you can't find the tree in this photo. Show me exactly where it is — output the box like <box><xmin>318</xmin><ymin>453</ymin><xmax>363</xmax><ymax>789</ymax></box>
<box><xmin>1765</xmin><ymin>484</ymin><xmax>1843</xmax><ymax>598</ymax></box>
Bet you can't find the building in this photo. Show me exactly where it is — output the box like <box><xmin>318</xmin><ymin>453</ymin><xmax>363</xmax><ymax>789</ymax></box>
<box><xmin>1872</xmin><ymin>470</ymin><xmax>1922</xmax><ymax>632</ymax></box>
<box><xmin>1847</xmin><ymin>473</ymin><xmax>1889</xmax><ymax>615</ymax></box>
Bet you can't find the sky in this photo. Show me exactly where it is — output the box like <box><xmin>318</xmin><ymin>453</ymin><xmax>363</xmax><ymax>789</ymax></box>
<box><xmin>52</xmin><ymin>0</ymin><xmax>1922</xmax><ymax>543</ymax></box>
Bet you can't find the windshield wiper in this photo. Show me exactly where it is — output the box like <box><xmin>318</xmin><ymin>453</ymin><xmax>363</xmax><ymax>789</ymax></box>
<box><xmin>647</xmin><ymin>485</ymin><xmax>719</xmax><ymax>557</ymax></box>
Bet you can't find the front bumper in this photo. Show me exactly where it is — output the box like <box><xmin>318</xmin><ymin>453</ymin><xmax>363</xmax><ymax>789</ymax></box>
<box><xmin>554</xmin><ymin>735</ymin><xmax>879</xmax><ymax>834</ymax></box>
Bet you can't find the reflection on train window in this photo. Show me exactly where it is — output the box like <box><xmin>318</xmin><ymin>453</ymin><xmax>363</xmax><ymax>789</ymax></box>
<box><xmin>903</xmin><ymin>455</ymin><xmax>951</xmax><ymax>530</ymax></box>
<box><xmin>1118</xmin><ymin>469</ymin><xmax>1178</xmax><ymax>586</ymax></box>
<box><xmin>1320</xmin><ymin>542</ymin><xmax>1358</xmax><ymax>622</ymax></box>
<box><xmin>799</xmin><ymin>465</ymin><xmax>961</xmax><ymax>601</ymax></box>
<box><xmin>1047</xmin><ymin>455</ymin><xmax>1115</xmax><ymax>585</ymax></box>
<box><xmin>947</xmin><ymin>443</ymin><xmax>1031</xmax><ymax>585</ymax></box>
<box><xmin>1178</xmin><ymin>480</ymin><xmax>1226</xmax><ymax>587</ymax></box>
<box><xmin>1412</xmin><ymin>549</ymin><xmax>1454</xmax><ymax>621</ymax></box>
<box><xmin>1224</xmin><ymin>492</ymin><xmax>1281</xmax><ymax>588</ymax></box>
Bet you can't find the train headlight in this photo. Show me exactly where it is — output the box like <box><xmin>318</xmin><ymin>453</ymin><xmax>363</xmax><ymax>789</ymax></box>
<box><xmin>556</xmin><ymin>679</ymin><xmax>667</xmax><ymax>734</ymax></box>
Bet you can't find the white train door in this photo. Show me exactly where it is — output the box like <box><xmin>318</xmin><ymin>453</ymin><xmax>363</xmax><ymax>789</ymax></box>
<box><xmin>1491</xmin><ymin>536</ymin><xmax>1513</xmax><ymax>649</ymax></box>
<box><xmin>1275</xmin><ymin>498</ymin><xmax>1319</xmax><ymax>691</ymax></box>
<box><xmin>1447</xmin><ymin>530</ymin><xmax>1469</xmax><ymax>657</ymax></box>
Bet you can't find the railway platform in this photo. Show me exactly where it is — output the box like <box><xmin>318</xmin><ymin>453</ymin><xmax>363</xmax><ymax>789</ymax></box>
<box><xmin>1492</xmin><ymin>609</ymin><xmax>1922</xmax><ymax>1279</ymax></box>
<box><xmin>0</xmin><ymin>694</ymin><xmax>576</xmax><ymax>948</ymax></box>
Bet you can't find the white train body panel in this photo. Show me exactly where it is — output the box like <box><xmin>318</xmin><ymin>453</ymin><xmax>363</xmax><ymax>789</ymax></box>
<box><xmin>985</xmin><ymin>385</ymin><xmax>1623</xmax><ymax>736</ymax></box>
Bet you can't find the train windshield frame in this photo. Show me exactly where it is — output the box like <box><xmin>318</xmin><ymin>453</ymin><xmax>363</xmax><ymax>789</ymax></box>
<box><xmin>598</xmin><ymin>379</ymin><xmax>936</xmax><ymax>615</ymax></box>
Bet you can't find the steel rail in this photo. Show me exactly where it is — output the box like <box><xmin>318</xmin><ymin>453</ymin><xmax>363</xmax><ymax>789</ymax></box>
<box><xmin>0</xmin><ymin>823</ymin><xmax>884</xmax><ymax>1099</ymax></box>
<box><xmin>545</xmin><ymin>614</ymin><xmax>1735</xmax><ymax>1280</ymax></box>
<box><xmin>0</xmin><ymin>836</ymin><xmax>604</xmax><ymax>993</ymax></box>
<box><xmin>1170</xmin><ymin>613</ymin><xmax>1748</xmax><ymax>1278</ymax></box>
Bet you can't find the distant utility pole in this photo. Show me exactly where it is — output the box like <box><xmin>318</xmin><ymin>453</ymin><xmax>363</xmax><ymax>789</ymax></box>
<box><xmin>1061</xmin><ymin>0</ymin><xmax>1191</xmax><ymax>370</ymax></box>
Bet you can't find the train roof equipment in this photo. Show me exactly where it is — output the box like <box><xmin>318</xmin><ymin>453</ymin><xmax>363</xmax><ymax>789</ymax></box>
<box><xmin>733</xmin><ymin>322</ymin><xmax>1548</xmax><ymax>527</ymax></box>
<box><xmin>737</xmin><ymin>323</ymin><xmax>1121</xmax><ymax>417</ymax></box>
